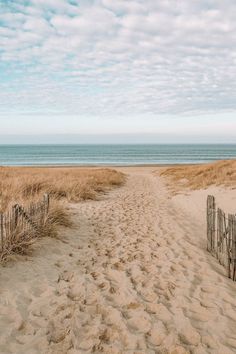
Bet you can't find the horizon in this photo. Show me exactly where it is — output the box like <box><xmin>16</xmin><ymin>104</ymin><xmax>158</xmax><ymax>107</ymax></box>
<box><xmin>0</xmin><ymin>133</ymin><xmax>236</xmax><ymax>145</ymax></box>
<box><xmin>1</xmin><ymin>143</ymin><xmax>236</xmax><ymax>145</ymax></box>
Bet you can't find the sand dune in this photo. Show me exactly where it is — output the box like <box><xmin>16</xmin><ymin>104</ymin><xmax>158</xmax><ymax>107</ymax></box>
<box><xmin>160</xmin><ymin>159</ymin><xmax>236</xmax><ymax>191</ymax></box>
<box><xmin>0</xmin><ymin>167</ymin><xmax>236</xmax><ymax>354</ymax></box>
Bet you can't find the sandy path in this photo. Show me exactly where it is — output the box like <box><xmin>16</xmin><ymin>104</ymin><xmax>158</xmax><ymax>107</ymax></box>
<box><xmin>0</xmin><ymin>169</ymin><xmax>236</xmax><ymax>354</ymax></box>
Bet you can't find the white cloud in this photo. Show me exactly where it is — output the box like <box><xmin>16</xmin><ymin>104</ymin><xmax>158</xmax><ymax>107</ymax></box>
<box><xmin>0</xmin><ymin>0</ymin><xmax>236</xmax><ymax>120</ymax></box>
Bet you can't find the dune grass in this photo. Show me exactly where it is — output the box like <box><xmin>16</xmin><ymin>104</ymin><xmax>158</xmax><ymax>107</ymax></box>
<box><xmin>160</xmin><ymin>160</ymin><xmax>236</xmax><ymax>191</ymax></box>
<box><xmin>0</xmin><ymin>167</ymin><xmax>125</xmax><ymax>212</ymax></box>
<box><xmin>0</xmin><ymin>201</ymin><xmax>72</xmax><ymax>262</ymax></box>
<box><xmin>0</xmin><ymin>167</ymin><xmax>125</xmax><ymax>261</ymax></box>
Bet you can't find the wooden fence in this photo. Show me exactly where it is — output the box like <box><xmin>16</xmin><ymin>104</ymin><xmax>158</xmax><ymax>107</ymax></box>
<box><xmin>0</xmin><ymin>194</ymin><xmax>50</xmax><ymax>257</ymax></box>
<box><xmin>207</xmin><ymin>195</ymin><xmax>236</xmax><ymax>281</ymax></box>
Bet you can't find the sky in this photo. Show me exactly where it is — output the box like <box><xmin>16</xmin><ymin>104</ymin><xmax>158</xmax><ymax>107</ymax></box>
<box><xmin>0</xmin><ymin>0</ymin><xmax>236</xmax><ymax>143</ymax></box>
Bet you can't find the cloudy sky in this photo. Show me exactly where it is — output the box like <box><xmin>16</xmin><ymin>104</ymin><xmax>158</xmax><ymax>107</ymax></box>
<box><xmin>0</xmin><ymin>0</ymin><xmax>236</xmax><ymax>143</ymax></box>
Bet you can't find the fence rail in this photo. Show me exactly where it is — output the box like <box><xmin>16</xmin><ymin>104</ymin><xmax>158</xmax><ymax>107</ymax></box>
<box><xmin>207</xmin><ymin>195</ymin><xmax>236</xmax><ymax>281</ymax></box>
<box><xmin>0</xmin><ymin>194</ymin><xmax>50</xmax><ymax>257</ymax></box>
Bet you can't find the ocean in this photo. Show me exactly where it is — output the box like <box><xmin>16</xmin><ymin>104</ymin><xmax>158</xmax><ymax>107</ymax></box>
<box><xmin>0</xmin><ymin>144</ymin><xmax>235</xmax><ymax>166</ymax></box>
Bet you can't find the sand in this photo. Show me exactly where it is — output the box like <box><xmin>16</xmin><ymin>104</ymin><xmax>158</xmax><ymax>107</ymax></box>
<box><xmin>0</xmin><ymin>167</ymin><xmax>236</xmax><ymax>354</ymax></box>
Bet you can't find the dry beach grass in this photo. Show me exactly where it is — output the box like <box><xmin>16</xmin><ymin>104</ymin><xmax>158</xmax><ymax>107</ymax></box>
<box><xmin>0</xmin><ymin>167</ymin><xmax>125</xmax><ymax>212</ymax></box>
<box><xmin>0</xmin><ymin>167</ymin><xmax>125</xmax><ymax>261</ymax></box>
<box><xmin>160</xmin><ymin>159</ymin><xmax>236</xmax><ymax>191</ymax></box>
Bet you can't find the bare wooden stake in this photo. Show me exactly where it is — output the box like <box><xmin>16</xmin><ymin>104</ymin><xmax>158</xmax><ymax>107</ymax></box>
<box><xmin>0</xmin><ymin>213</ymin><xmax>4</xmax><ymax>252</ymax></box>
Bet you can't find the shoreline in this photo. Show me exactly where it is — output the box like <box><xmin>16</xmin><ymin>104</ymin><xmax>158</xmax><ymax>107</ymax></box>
<box><xmin>0</xmin><ymin>161</ymin><xmax>229</xmax><ymax>169</ymax></box>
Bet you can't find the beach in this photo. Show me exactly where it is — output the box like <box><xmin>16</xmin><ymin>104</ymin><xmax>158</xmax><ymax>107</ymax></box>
<box><xmin>0</xmin><ymin>166</ymin><xmax>236</xmax><ymax>354</ymax></box>
<box><xmin>2</xmin><ymin>0</ymin><xmax>236</xmax><ymax>351</ymax></box>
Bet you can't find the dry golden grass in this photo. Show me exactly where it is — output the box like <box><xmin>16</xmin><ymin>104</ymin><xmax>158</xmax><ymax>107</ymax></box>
<box><xmin>0</xmin><ymin>167</ymin><xmax>125</xmax><ymax>212</ymax></box>
<box><xmin>0</xmin><ymin>167</ymin><xmax>125</xmax><ymax>261</ymax></box>
<box><xmin>160</xmin><ymin>160</ymin><xmax>236</xmax><ymax>191</ymax></box>
<box><xmin>0</xmin><ymin>202</ymin><xmax>71</xmax><ymax>262</ymax></box>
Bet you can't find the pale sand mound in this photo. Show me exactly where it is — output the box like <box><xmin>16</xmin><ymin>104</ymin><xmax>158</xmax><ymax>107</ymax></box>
<box><xmin>0</xmin><ymin>167</ymin><xmax>236</xmax><ymax>354</ymax></box>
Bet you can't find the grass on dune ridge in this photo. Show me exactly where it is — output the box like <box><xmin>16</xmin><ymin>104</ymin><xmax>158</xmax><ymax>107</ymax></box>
<box><xmin>160</xmin><ymin>159</ymin><xmax>236</xmax><ymax>191</ymax></box>
<box><xmin>0</xmin><ymin>167</ymin><xmax>125</xmax><ymax>261</ymax></box>
<box><xmin>0</xmin><ymin>167</ymin><xmax>125</xmax><ymax>212</ymax></box>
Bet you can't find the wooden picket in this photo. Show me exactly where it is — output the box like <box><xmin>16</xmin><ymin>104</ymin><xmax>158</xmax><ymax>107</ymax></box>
<box><xmin>207</xmin><ymin>195</ymin><xmax>236</xmax><ymax>281</ymax></box>
<box><xmin>0</xmin><ymin>194</ymin><xmax>50</xmax><ymax>260</ymax></box>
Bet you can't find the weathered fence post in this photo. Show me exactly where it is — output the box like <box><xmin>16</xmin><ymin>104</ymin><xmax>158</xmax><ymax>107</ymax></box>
<box><xmin>44</xmin><ymin>194</ymin><xmax>50</xmax><ymax>214</ymax></box>
<box><xmin>217</xmin><ymin>208</ymin><xmax>225</xmax><ymax>264</ymax></box>
<box><xmin>232</xmin><ymin>215</ymin><xmax>236</xmax><ymax>281</ymax></box>
<box><xmin>228</xmin><ymin>214</ymin><xmax>236</xmax><ymax>280</ymax></box>
<box><xmin>207</xmin><ymin>195</ymin><xmax>216</xmax><ymax>253</ymax></box>
<box><xmin>13</xmin><ymin>205</ymin><xmax>19</xmax><ymax>229</ymax></box>
<box><xmin>0</xmin><ymin>213</ymin><xmax>4</xmax><ymax>252</ymax></box>
<box><xmin>207</xmin><ymin>195</ymin><xmax>236</xmax><ymax>282</ymax></box>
